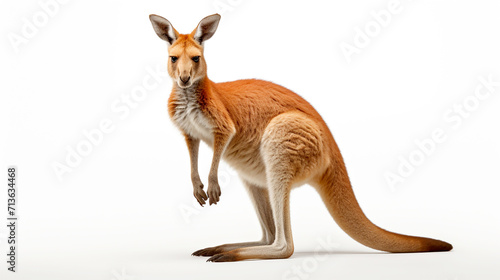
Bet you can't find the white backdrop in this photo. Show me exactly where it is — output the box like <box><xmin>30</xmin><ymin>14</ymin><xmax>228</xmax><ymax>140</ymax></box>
<box><xmin>1</xmin><ymin>0</ymin><xmax>500</xmax><ymax>279</ymax></box>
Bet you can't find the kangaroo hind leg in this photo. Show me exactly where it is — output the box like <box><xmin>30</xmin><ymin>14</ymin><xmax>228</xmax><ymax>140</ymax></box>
<box><xmin>207</xmin><ymin>111</ymin><xmax>326</xmax><ymax>262</ymax></box>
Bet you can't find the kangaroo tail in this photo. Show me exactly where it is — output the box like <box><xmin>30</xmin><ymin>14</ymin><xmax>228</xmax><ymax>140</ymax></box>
<box><xmin>315</xmin><ymin>151</ymin><xmax>452</xmax><ymax>253</ymax></box>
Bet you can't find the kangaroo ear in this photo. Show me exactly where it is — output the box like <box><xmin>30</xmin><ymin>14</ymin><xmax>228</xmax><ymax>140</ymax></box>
<box><xmin>149</xmin><ymin>14</ymin><xmax>178</xmax><ymax>45</ymax></box>
<box><xmin>192</xmin><ymin>14</ymin><xmax>221</xmax><ymax>45</ymax></box>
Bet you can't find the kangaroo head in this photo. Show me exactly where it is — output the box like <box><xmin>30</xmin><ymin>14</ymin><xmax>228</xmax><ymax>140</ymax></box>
<box><xmin>149</xmin><ymin>14</ymin><xmax>221</xmax><ymax>89</ymax></box>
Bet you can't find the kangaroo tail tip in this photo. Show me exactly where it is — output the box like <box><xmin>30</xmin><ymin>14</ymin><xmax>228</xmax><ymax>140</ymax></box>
<box><xmin>423</xmin><ymin>238</ymin><xmax>453</xmax><ymax>252</ymax></box>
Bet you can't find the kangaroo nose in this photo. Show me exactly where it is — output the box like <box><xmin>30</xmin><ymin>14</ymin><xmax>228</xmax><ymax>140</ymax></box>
<box><xmin>180</xmin><ymin>76</ymin><xmax>191</xmax><ymax>84</ymax></box>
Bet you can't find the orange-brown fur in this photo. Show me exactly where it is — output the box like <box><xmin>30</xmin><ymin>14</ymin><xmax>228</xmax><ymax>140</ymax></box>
<box><xmin>150</xmin><ymin>14</ymin><xmax>452</xmax><ymax>262</ymax></box>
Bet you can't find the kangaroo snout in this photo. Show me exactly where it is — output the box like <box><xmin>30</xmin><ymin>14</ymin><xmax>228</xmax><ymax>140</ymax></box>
<box><xmin>178</xmin><ymin>74</ymin><xmax>192</xmax><ymax>88</ymax></box>
<box><xmin>180</xmin><ymin>75</ymin><xmax>191</xmax><ymax>84</ymax></box>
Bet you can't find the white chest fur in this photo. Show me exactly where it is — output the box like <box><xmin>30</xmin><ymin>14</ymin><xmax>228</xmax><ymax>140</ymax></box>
<box><xmin>171</xmin><ymin>88</ymin><xmax>214</xmax><ymax>144</ymax></box>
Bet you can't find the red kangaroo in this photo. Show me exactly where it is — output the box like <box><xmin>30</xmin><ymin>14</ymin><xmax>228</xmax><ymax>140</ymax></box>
<box><xmin>149</xmin><ymin>13</ymin><xmax>452</xmax><ymax>262</ymax></box>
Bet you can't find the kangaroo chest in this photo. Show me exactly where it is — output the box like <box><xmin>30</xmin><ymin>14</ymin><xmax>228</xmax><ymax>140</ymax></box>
<box><xmin>170</xmin><ymin>90</ymin><xmax>214</xmax><ymax>144</ymax></box>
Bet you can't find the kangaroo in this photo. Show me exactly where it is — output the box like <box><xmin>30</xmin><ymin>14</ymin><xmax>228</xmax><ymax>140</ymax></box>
<box><xmin>149</xmin><ymin>13</ymin><xmax>452</xmax><ymax>262</ymax></box>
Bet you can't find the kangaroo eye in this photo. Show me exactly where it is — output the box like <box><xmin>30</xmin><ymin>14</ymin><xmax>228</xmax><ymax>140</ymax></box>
<box><xmin>170</xmin><ymin>56</ymin><xmax>178</xmax><ymax>63</ymax></box>
<box><xmin>192</xmin><ymin>56</ymin><xmax>200</xmax><ymax>63</ymax></box>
